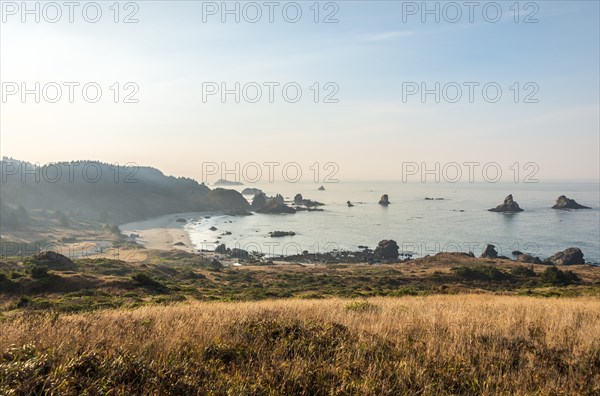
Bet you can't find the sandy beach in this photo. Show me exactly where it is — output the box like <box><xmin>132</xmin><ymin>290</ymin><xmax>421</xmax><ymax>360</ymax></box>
<box><xmin>120</xmin><ymin>213</ymin><xmax>204</xmax><ymax>253</ymax></box>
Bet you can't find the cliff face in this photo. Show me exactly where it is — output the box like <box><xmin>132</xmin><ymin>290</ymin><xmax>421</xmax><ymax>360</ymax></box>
<box><xmin>0</xmin><ymin>159</ymin><xmax>248</xmax><ymax>225</ymax></box>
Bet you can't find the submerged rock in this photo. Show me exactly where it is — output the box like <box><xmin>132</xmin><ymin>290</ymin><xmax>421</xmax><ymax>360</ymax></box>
<box><xmin>552</xmin><ymin>195</ymin><xmax>591</xmax><ymax>210</ymax></box>
<box><xmin>378</xmin><ymin>194</ymin><xmax>390</xmax><ymax>206</ymax></box>
<box><xmin>488</xmin><ymin>194</ymin><xmax>523</xmax><ymax>212</ymax></box>
<box><xmin>545</xmin><ymin>247</ymin><xmax>585</xmax><ymax>265</ymax></box>
<box><xmin>303</xmin><ymin>199</ymin><xmax>324</xmax><ymax>207</ymax></box>
<box><xmin>374</xmin><ymin>239</ymin><xmax>399</xmax><ymax>259</ymax></box>
<box><xmin>225</xmin><ymin>209</ymin><xmax>253</xmax><ymax>216</ymax></box>
<box><xmin>269</xmin><ymin>231</ymin><xmax>296</xmax><ymax>238</ymax></box>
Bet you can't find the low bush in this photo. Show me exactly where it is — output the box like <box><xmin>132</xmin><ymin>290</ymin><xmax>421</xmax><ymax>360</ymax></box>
<box><xmin>510</xmin><ymin>265</ymin><xmax>536</xmax><ymax>277</ymax></box>
<box><xmin>451</xmin><ymin>265</ymin><xmax>509</xmax><ymax>281</ymax></box>
<box><xmin>131</xmin><ymin>273</ymin><xmax>167</xmax><ymax>291</ymax></box>
<box><xmin>30</xmin><ymin>265</ymin><xmax>50</xmax><ymax>279</ymax></box>
<box><xmin>541</xmin><ymin>267</ymin><xmax>580</xmax><ymax>285</ymax></box>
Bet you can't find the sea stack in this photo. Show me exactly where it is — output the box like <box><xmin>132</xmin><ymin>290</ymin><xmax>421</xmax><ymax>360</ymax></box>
<box><xmin>481</xmin><ymin>244</ymin><xmax>498</xmax><ymax>258</ymax></box>
<box><xmin>294</xmin><ymin>193</ymin><xmax>304</xmax><ymax>205</ymax></box>
<box><xmin>488</xmin><ymin>194</ymin><xmax>523</xmax><ymax>212</ymax></box>
<box><xmin>378</xmin><ymin>194</ymin><xmax>390</xmax><ymax>206</ymax></box>
<box><xmin>251</xmin><ymin>193</ymin><xmax>267</xmax><ymax>210</ymax></box>
<box><xmin>552</xmin><ymin>195</ymin><xmax>591</xmax><ymax>209</ymax></box>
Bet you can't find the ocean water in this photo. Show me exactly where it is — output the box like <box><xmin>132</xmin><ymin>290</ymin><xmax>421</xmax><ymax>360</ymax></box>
<box><xmin>182</xmin><ymin>181</ymin><xmax>599</xmax><ymax>263</ymax></box>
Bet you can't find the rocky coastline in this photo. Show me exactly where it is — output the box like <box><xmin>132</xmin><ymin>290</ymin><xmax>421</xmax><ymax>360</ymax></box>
<box><xmin>206</xmin><ymin>240</ymin><xmax>592</xmax><ymax>266</ymax></box>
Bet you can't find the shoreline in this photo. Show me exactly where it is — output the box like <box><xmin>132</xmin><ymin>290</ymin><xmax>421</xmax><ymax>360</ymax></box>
<box><xmin>120</xmin><ymin>212</ymin><xmax>600</xmax><ymax>266</ymax></box>
<box><xmin>119</xmin><ymin>212</ymin><xmax>214</xmax><ymax>253</ymax></box>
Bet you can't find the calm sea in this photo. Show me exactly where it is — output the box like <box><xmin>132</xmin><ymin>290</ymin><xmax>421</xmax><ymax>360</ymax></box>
<box><xmin>181</xmin><ymin>181</ymin><xmax>599</xmax><ymax>263</ymax></box>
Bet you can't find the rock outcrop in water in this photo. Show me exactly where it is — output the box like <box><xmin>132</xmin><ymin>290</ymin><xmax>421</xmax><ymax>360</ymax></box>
<box><xmin>257</xmin><ymin>198</ymin><xmax>296</xmax><ymax>214</ymax></box>
<box><xmin>347</xmin><ymin>201</ymin><xmax>354</xmax><ymax>207</ymax></box>
<box><xmin>251</xmin><ymin>193</ymin><xmax>267</xmax><ymax>210</ymax></box>
<box><xmin>207</xmin><ymin>188</ymin><xmax>250</xmax><ymax>211</ymax></box>
<box><xmin>292</xmin><ymin>193</ymin><xmax>324</xmax><ymax>208</ymax></box>
<box><xmin>544</xmin><ymin>247</ymin><xmax>585</xmax><ymax>265</ymax></box>
<box><xmin>318</xmin><ymin>186</ymin><xmax>325</xmax><ymax>191</ymax></box>
<box><xmin>488</xmin><ymin>194</ymin><xmax>523</xmax><ymax>212</ymax></box>
<box><xmin>230</xmin><ymin>248</ymin><xmax>249</xmax><ymax>260</ymax></box>
<box><xmin>378</xmin><ymin>194</ymin><xmax>390</xmax><ymax>206</ymax></box>
<box><xmin>551</xmin><ymin>195</ymin><xmax>591</xmax><ymax>210</ymax></box>
<box><xmin>215</xmin><ymin>244</ymin><xmax>227</xmax><ymax>254</ymax></box>
<box><xmin>225</xmin><ymin>209</ymin><xmax>253</xmax><ymax>216</ymax></box>
<box><xmin>481</xmin><ymin>244</ymin><xmax>498</xmax><ymax>258</ymax></box>
<box><xmin>269</xmin><ymin>231</ymin><xmax>296</xmax><ymax>238</ymax></box>
<box><xmin>374</xmin><ymin>240</ymin><xmax>399</xmax><ymax>259</ymax></box>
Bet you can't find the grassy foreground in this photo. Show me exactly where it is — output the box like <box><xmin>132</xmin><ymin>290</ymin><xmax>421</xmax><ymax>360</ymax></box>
<box><xmin>1</xmin><ymin>295</ymin><xmax>599</xmax><ymax>395</ymax></box>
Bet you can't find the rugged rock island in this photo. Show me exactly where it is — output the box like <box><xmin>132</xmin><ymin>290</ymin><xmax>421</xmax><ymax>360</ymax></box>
<box><xmin>378</xmin><ymin>194</ymin><xmax>390</xmax><ymax>206</ymax></box>
<box><xmin>488</xmin><ymin>194</ymin><xmax>523</xmax><ymax>212</ymax></box>
<box><xmin>551</xmin><ymin>195</ymin><xmax>591</xmax><ymax>210</ymax></box>
<box><xmin>257</xmin><ymin>198</ymin><xmax>296</xmax><ymax>214</ymax></box>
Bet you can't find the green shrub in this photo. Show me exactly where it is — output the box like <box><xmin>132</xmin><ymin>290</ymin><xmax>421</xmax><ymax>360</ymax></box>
<box><xmin>510</xmin><ymin>265</ymin><xmax>536</xmax><ymax>277</ymax></box>
<box><xmin>30</xmin><ymin>265</ymin><xmax>50</xmax><ymax>279</ymax></box>
<box><xmin>541</xmin><ymin>267</ymin><xmax>580</xmax><ymax>286</ymax></box>
<box><xmin>451</xmin><ymin>266</ymin><xmax>509</xmax><ymax>281</ymax></box>
<box><xmin>0</xmin><ymin>273</ymin><xmax>14</xmax><ymax>292</ymax></box>
<box><xmin>131</xmin><ymin>273</ymin><xmax>166</xmax><ymax>290</ymax></box>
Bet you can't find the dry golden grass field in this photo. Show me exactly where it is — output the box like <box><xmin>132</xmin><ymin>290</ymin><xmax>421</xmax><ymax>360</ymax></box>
<box><xmin>1</xmin><ymin>295</ymin><xmax>599</xmax><ymax>395</ymax></box>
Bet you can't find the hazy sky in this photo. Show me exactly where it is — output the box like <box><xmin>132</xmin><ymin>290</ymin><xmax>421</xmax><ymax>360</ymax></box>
<box><xmin>1</xmin><ymin>1</ymin><xmax>599</xmax><ymax>183</ymax></box>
